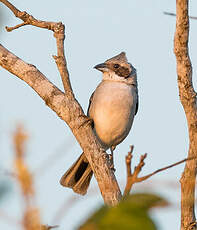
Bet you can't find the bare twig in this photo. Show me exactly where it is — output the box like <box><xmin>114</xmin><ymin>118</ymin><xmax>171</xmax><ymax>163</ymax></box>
<box><xmin>1</xmin><ymin>0</ymin><xmax>57</xmax><ymax>31</ymax></box>
<box><xmin>124</xmin><ymin>146</ymin><xmax>147</xmax><ymax>196</ymax></box>
<box><xmin>6</xmin><ymin>22</ymin><xmax>28</xmax><ymax>31</ymax></box>
<box><xmin>124</xmin><ymin>146</ymin><xmax>194</xmax><ymax>197</ymax></box>
<box><xmin>137</xmin><ymin>158</ymin><xmax>192</xmax><ymax>182</ymax></box>
<box><xmin>1</xmin><ymin>0</ymin><xmax>72</xmax><ymax>95</ymax></box>
<box><xmin>164</xmin><ymin>11</ymin><xmax>197</xmax><ymax>20</ymax></box>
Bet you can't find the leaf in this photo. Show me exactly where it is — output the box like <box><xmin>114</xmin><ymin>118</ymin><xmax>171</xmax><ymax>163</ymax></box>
<box><xmin>78</xmin><ymin>193</ymin><xmax>169</xmax><ymax>230</ymax></box>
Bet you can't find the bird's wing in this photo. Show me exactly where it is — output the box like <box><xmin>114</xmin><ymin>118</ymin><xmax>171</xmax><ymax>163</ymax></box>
<box><xmin>87</xmin><ymin>91</ymin><xmax>95</xmax><ymax>116</ymax></box>
<box><xmin>135</xmin><ymin>88</ymin><xmax>139</xmax><ymax>115</ymax></box>
<box><xmin>87</xmin><ymin>91</ymin><xmax>95</xmax><ymax>129</ymax></box>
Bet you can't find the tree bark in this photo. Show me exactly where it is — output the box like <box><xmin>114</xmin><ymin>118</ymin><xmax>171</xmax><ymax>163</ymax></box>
<box><xmin>0</xmin><ymin>43</ymin><xmax>122</xmax><ymax>205</ymax></box>
<box><xmin>174</xmin><ymin>0</ymin><xmax>197</xmax><ymax>229</ymax></box>
<box><xmin>0</xmin><ymin>0</ymin><xmax>122</xmax><ymax>205</ymax></box>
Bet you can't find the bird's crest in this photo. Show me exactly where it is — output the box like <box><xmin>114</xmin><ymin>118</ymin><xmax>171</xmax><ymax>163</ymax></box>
<box><xmin>105</xmin><ymin>52</ymin><xmax>128</xmax><ymax>64</ymax></box>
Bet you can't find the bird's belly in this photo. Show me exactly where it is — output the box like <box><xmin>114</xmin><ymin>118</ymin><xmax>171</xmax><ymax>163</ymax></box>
<box><xmin>94</xmin><ymin>107</ymin><xmax>133</xmax><ymax>148</ymax></box>
<box><xmin>89</xmin><ymin>82</ymin><xmax>136</xmax><ymax>149</ymax></box>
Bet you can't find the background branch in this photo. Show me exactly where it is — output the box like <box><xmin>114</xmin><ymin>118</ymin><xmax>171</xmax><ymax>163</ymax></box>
<box><xmin>13</xmin><ymin>126</ymin><xmax>41</xmax><ymax>230</ymax></box>
<box><xmin>164</xmin><ymin>11</ymin><xmax>197</xmax><ymax>20</ymax></box>
<box><xmin>124</xmin><ymin>146</ymin><xmax>194</xmax><ymax>197</ymax></box>
<box><xmin>174</xmin><ymin>0</ymin><xmax>197</xmax><ymax>229</ymax></box>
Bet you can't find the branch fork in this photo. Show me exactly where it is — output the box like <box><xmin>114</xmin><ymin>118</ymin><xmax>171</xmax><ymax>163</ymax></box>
<box><xmin>124</xmin><ymin>146</ymin><xmax>147</xmax><ymax>196</ymax></box>
<box><xmin>124</xmin><ymin>146</ymin><xmax>194</xmax><ymax>197</ymax></box>
<box><xmin>0</xmin><ymin>0</ymin><xmax>122</xmax><ymax>206</ymax></box>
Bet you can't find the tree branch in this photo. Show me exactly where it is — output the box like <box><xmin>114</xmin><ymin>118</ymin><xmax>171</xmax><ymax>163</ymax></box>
<box><xmin>124</xmin><ymin>146</ymin><xmax>147</xmax><ymax>196</ymax></box>
<box><xmin>124</xmin><ymin>146</ymin><xmax>194</xmax><ymax>197</ymax></box>
<box><xmin>1</xmin><ymin>0</ymin><xmax>72</xmax><ymax>95</ymax></box>
<box><xmin>174</xmin><ymin>1</ymin><xmax>197</xmax><ymax>229</ymax></box>
<box><xmin>164</xmin><ymin>11</ymin><xmax>197</xmax><ymax>20</ymax></box>
<box><xmin>0</xmin><ymin>0</ymin><xmax>122</xmax><ymax>206</ymax></box>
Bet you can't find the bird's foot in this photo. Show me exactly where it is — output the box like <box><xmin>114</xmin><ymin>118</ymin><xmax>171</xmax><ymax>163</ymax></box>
<box><xmin>109</xmin><ymin>154</ymin><xmax>116</xmax><ymax>172</ymax></box>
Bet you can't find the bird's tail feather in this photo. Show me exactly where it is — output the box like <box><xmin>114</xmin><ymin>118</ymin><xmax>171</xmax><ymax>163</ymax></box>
<box><xmin>60</xmin><ymin>153</ymin><xmax>93</xmax><ymax>195</ymax></box>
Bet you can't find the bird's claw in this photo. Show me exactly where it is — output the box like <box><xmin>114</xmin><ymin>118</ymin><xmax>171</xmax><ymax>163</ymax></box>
<box><xmin>109</xmin><ymin>154</ymin><xmax>116</xmax><ymax>172</ymax></box>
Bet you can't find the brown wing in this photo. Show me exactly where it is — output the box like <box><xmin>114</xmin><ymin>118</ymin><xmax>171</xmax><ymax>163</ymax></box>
<box><xmin>87</xmin><ymin>91</ymin><xmax>94</xmax><ymax>116</ymax></box>
<box><xmin>135</xmin><ymin>87</ymin><xmax>139</xmax><ymax>115</ymax></box>
<box><xmin>87</xmin><ymin>91</ymin><xmax>95</xmax><ymax>129</ymax></box>
<box><xmin>135</xmin><ymin>97</ymin><xmax>139</xmax><ymax>115</ymax></box>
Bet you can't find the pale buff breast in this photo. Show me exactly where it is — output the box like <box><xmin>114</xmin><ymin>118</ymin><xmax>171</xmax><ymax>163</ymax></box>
<box><xmin>89</xmin><ymin>80</ymin><xmax>137</xmax><ymax>149</ymax></box>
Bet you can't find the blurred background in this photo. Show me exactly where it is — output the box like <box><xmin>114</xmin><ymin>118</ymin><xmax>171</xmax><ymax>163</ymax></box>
<box><xmin>0</xmin><ymin>0</ymin><xmax>197</xmax><ymax>229</ymax></box>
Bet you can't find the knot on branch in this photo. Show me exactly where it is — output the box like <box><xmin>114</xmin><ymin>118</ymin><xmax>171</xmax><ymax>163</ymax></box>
<box><xmin>190</xmin><ymin>121</ymin><xmax>197</xmax><ymax>131</ymax></box>
<box><xmin>17</xmin><ymin>11</ymin><xmax>29</xmax><ymax>21</ymax></box>
<box><xmin>53</xmin><ymin>55</ymin><xmax>64</xmax><ymax>64</ymax></box>
<box><xmin>0</xmin><ymin>54</ymin><xmax>8</xmax><ymax>65</ymax></box>
<box><xmin>53</xmin><ymin>22</ymin><xmax>65</xmax><ymax>39</ymax></box>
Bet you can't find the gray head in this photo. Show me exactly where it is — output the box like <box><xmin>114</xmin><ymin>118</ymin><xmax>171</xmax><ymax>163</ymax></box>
<box><xmin>94</xmin><ymin>52</ymin><xmax>136</xmax><ymax>80</ymax></box>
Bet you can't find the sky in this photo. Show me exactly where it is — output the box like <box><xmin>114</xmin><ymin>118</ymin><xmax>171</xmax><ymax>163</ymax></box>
<box><xmin>0</xmin><ymin>0</ymin><xmax>197</xmax><ymax>229</ymax></box>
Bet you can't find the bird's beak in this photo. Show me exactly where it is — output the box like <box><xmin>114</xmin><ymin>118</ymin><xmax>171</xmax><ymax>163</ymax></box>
<box><xmin>94</xmin><ymin>63</ymin><xmax>107</xmax><ymax>72</ymax></box>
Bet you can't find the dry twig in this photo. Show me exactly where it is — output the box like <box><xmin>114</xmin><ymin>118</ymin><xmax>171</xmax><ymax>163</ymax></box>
<box><xmin>1</xmin><ymin>0</ymin><xmax>72</xmax><ymax>94</ymax></box>
<box><xmin>124</xmin><ymin>146</ymin><xmax>194</xmax><ymax>197</ymax></box>
<box><xmin>124</xmin><ymin>146</ymin><xmax>146</xmax><ymax>196</ymax></box>
<box><xmin>13</xmin><ymin>126</ymin><xmax>41</xmax><ymax>230</ymax></box>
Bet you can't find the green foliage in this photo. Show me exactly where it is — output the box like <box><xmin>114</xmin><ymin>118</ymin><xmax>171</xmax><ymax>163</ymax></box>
<box><xmin>78</xmin><ymin>193</ymin><xmax>168</xmax><ymax>230</ymax></box>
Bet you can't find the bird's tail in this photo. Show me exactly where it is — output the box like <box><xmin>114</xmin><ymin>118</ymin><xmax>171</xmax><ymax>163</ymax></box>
<box><xmin>60</xmin><ymin>153</ymin><xmax>93</xmax><ymax>195</ymax></box>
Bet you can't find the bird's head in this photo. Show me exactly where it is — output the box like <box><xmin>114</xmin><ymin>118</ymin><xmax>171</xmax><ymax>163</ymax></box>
<box><xmin>94</xmin><ymin>52</ymin><xmax>136</xmax><ymax>82</ymax></box>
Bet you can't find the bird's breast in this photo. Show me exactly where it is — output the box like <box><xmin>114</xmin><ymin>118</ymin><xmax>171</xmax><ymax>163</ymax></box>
<box><xmin>89</xmin><ymin>81</ymin><xmax>137</xmax><ymax>149</ymax></box>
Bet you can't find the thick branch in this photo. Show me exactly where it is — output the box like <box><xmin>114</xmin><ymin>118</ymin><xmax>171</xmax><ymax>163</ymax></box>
<box><xmin>0</xmin><ymin>44</ymin><xmax>121</xmax><ymax>205</ymax></box>
<box><xmin>0</xmin><ymin>0</ymin><xmax>122</xmax><ymax>206</ymax></box>
<box><xmin>174</xmin><ymin>0</ymin><xmax>197</xmax><ymax>229</ymax></box>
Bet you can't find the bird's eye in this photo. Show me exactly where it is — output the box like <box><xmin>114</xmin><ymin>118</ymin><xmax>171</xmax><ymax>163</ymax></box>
<box><xmin>114</xmin><ymin>64</ymin><xmax>119</xmax><ymax>69</ymax></box>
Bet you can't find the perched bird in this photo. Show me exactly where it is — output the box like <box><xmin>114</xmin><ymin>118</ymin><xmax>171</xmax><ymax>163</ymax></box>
<box><xmin>60</xmin><ymin>52</ymin><xmax>138</xmax><ymax>195</ymax></box>
<box><xmin>78</xmin><ymin>193</ymin><xmax>169</xmax><ymax>230</ymax></box>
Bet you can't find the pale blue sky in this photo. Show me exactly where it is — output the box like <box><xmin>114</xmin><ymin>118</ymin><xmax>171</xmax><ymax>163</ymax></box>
<box><xmin>1</xmin><ymin>0</ymin><xmax>197</xmax><ymax>229</ymax></box>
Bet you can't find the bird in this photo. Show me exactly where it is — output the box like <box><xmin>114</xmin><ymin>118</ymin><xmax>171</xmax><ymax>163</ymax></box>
<box><xmin>60</xmin><ymin>52</ymin><xmax>138</xmax><ymax>195</ymax></box>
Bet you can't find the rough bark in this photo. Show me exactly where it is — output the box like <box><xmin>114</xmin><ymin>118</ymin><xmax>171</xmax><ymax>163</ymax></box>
<box><xmin>0</xmin><ymin>0</ymin><xmax>122</xmax><ymax>206</ymax></box>
<box><xmin>174</xmin><ymin>0</ymin><xmax>197</xmax><ymax>229</ymax></box>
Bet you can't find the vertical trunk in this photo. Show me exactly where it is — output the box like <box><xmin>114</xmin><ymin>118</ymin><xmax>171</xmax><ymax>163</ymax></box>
<box><xmin>174</xmin><ymin>0</ymin><xmax>197</xmax><ymax>229</ymax></box>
